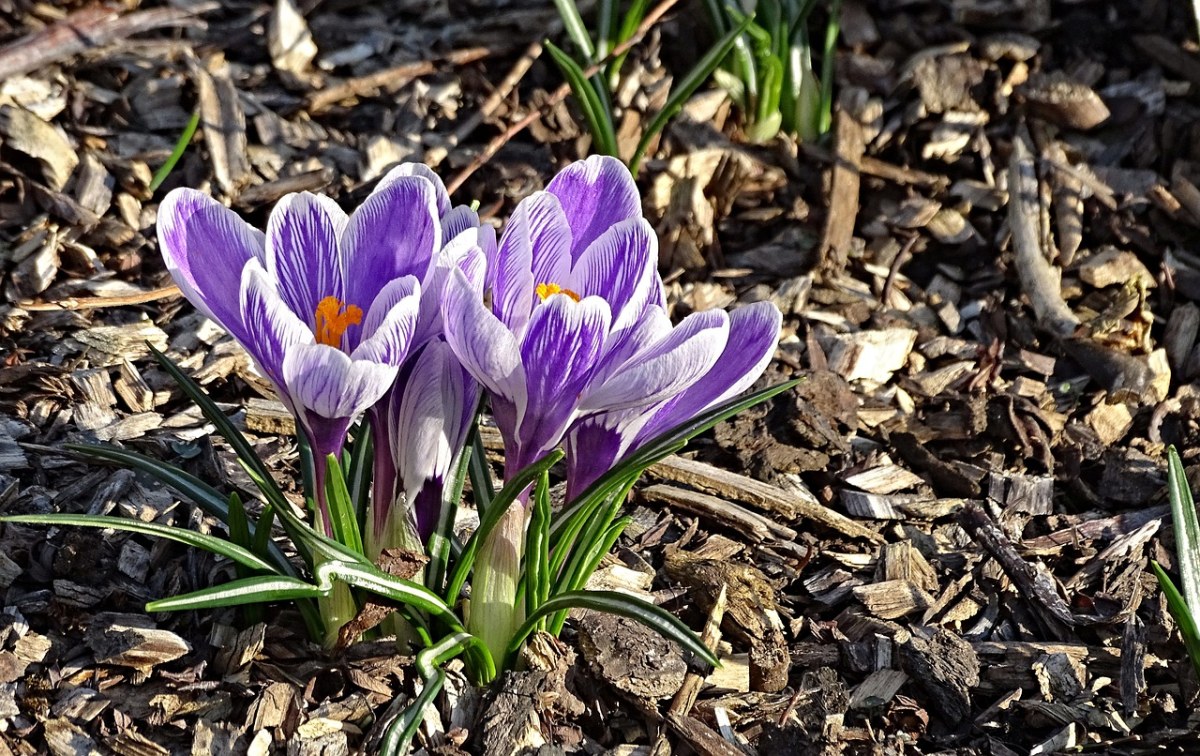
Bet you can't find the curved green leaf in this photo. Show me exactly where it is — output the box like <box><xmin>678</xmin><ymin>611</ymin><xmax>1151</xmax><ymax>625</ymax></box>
<box><xmin>631</xmin><ymin>15</ymin><xmax>754</xmax><ymax>173</ymax></box>
<box><xmin>1168</xmin><ymin>446</ymin><xmax>1200</xmax><ymax>622</ymax></box>
<box><xmin>1152</xmin><ymin>560</ymin><xmax>1200</xmax><ymax>678</ymax></box>
<box><xmin>506</xmin><ymin>590</ymin><xmax>719</xmax><ymax>668</ymax></box>
<box><xmin>147</xmin><ymin>575</ymin><xmax>323</xmax><ymax>611</ymax></box>
<box><xmin>0</xmin><ymin>513</ymin><xmax>276</xmax><ymax>573</ymax></box>
<box><xmin>545</xmin><ymin>41</ymin><xmax>619</xmax><ymax>158</ymax></box>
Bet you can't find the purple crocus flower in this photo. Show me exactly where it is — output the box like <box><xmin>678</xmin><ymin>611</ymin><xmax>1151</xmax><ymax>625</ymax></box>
<box><xmin>158</xmin><ymin>169</ymin><xmax>443</xmax><ymax>530</ymax></box>
<box><xmin>444</xmin><ymin>155</ymin><xmax>780</xmax><ymax>484</ymax></box>
<box><xmin>439</xmin><ymin>155</ymin><xmax>782</xmax><ymax>658</ymax></box>
<box><xmin>365</xmin><ymin>166</ymin><xmax>491</xmax><ymax>556</ymax></box>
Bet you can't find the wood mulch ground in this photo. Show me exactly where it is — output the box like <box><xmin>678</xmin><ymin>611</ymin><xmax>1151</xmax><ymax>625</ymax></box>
<box><xmin>2</xmin><ymin>0</ymin><xmax>1200</xmax><ymax>753</ymax></box>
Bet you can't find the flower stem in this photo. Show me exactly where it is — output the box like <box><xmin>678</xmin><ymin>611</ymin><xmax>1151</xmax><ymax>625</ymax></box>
<box><xmin>467</xmin><ymin>498</ymin><xmax>528</xmax><ymax>665</ymax></box>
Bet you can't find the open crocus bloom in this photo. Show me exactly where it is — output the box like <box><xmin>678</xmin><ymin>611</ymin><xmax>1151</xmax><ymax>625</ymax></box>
<box><xmin>443</xmin><ymin>155</ymin><xmax>781</xmax><ymax>484</ymax></box>
<box><xmin>158</xmin><ymin>168</ymin><xmax>443</xmax><ymax>528</ymax></box>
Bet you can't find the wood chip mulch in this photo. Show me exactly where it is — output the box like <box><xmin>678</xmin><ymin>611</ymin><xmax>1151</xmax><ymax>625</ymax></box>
<box><xmin>3</xmin><ymin>0</ymin><xmax>1200</xmax><ymax>753</ymax></box>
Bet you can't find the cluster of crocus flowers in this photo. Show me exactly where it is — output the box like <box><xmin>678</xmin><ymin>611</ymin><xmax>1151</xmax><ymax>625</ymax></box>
<box><xmin>158</xmin><ymin>155</ymin><xmax>780</xmax><ymax>654</ymax></box>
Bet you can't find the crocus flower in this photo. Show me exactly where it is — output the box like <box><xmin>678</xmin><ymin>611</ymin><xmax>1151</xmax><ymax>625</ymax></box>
<box><xmin>440</xmin><ymin>155</ymin><xmax>782</xmax><ymax>659</ymax></box>
<box><xmin>365</xmin><ymin>166</ymin><xmax>490</xmax><ymax>558</ymax></box>
<box><xmin>158</xmin><ymin>169</ymin><xmax>444</xmax><ymax>531</ymax></box>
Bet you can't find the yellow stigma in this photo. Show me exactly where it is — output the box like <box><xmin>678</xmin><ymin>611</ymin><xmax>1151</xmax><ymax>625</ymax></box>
<box><xmin>536</xmin><ymin>282</ymin><xmax>581</xmax><ymax>302</ymax></box>
<box><xmin>314</xmin><ymin>296</ymin><xmax>363</xmax><ymax>347</ymax></box>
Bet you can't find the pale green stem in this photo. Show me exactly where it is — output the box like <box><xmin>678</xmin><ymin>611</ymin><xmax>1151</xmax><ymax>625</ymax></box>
<box><xmin>467</xmin><ymin>499</ymin><xmax>528</xmax><ymax>664</ymax></box>
<box><xmin>314</xmin><ymin>506</ymin><xmax>357</xmax><ymax>648</ymax></box>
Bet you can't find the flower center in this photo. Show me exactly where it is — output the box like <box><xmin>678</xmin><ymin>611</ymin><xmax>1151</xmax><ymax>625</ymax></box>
<box><xmin>536</xmin><ymin>282</ymin><xmax>581</xmax><ymax>302</ymax></box>
<box><xmin>314</xmin><ymin>296</ymin><xmax>363</xmax><ymax>347</ymax></box>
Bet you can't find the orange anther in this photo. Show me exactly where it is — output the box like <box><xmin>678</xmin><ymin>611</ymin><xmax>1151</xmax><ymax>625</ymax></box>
<box><xmin>535</xmin><ymin>282</ymin><xmax>581</xmax><ymax>302</ymax></box>
<box><xmin>314</xmin><ymin>296</ymin><xmax>363</xmax><ymax>347</ymax></box>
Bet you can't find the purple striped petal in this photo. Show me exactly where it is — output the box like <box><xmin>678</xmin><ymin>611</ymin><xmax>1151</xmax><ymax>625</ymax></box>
<box><xmin>265</xmin><ymin>192</ymin><xmax>348</xmax><ymax>330</ymax></box>
<box><xmin>342</xmin><ymin>176</ymin><xmax>440</xmax><ymax>315</ymax></box>
<box><xmin>443</xmin><ymin>205</ymin><xmax>480</xmax><ymax>240</ymax></box>
<box><xmin>546</xmin><ymin>156</ymin><xmax>642</xmax><ymax>261</ymax></box>
<box><xmin>283</xmin><ymin>344</ymin><xmax>397</xmax><ymax>437</ymax></box>
<box><xmin>493</xmin><ymin>192</ymin><xmax>571</xmax><ymax>332</ymax></box>
<box><xmin>636</xmin><ymin>302</ymin><xmax>781</xmax><ymax>444</ymax></box>
<box><xmin>564</xmin><ymin>417</ymin><xmax>625</xmax><ymax>500</ymax></box>
<box><xmin>352</xmin><ymin>278</ymin><xmax>421</xmax><ymax>366</ymax></box>
<box><xmin>516</xmin><ymin>293</ymin><xmax>611</xmax><ymax>463</ymax></box>
<box><xmin>390</xmin><ymin>341</ymin><xmax>476</xmax><ymax>540</ymax></box>
<box><xmin>414</xmin><ymin>233</ymin><xmax>486</xmax><ymax>345</ymax></box>
<box><xmin>238</xmin><ymin>260</ymin><xmax>312</xmax><ymax>388</ymax></box>
<box><xmin>158</xmin><ymin>188</ymin><xmax>265</xmax><ymax>332</ymax></box>
<box><xmin>572</xmin><ymin>218</ymin><xmax>665</xmax><ymax>365</ymax></box>
<box><xmin>580</xmin><ymin>309</ymin><xmax>729</xmax><ymax>413</ymax></box>
<box><xmin>442</xmin><ymin>266</ymin><xmax>526</xmax><ymax>409</ymax></box>
<box><xmin>372</xmin><ymin>163</ymin><xmax>451</xmax><ymax>218</ymax></box>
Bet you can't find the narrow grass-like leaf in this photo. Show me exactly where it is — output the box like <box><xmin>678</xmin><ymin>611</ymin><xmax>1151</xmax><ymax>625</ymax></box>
<box><xmin>345</xmin><ymin>425</ymin><xmax>373</xmax><ymax>535</ymax></box>
<box><xmin>549</xmin><ymin>514</ymin><xmax>631</xmax><ymax>634</ymax></box>
<box><xmin>149</xmin><ymin>109</ymin><xmax>200</xmax><ymax>192</ymax></box>
<box><xmin>524</xmin><ymin>470</ymin><xmax>553</xmax><ymax>626</ymax></box>
<box><xmin>0</xmin><ymin>513</ymin><xmax>277</xmax><ymax>573</ymax></box>
<box><xmin>147</xmin><ymin>575</ymin><xmax>324</xmax><ymax>611</ymax></box>
<box><xmin>630</xmin><ymin>15</ymin><xmax>754</xmax><ymax>173</ymax></box>
<box><xmin>1152</xmin><ymin>561</ymin><xmax>1200</xmax><ymax>677</ymax></box>
<box><xmin>608</xmin><ymin>0</ymin><xmax>651</xmax><ymax>84</ymax></box>
<box><xmin>818</xmin><ymin>0</ymin><xmax>841</xmax><ymax>135</ymax></box>
<box><xmin>227</xmin><ymin>492</ymin><xmax>252</xmax><ymax>554</ymax></box>
<box><xmin>597</xmin><ymin>0</ymin><xmax>617</xmax><ymax>60</ymax></box>
<box><xmin>64</xmin><ymin>444</ymin><xmax>299</xmax><ymax>577</ymax></box>
<box><xmin>379</xmin><ymin>667</ymin><xmax>446</xmax><ymax>756</ymax></box>
<box><xmin>148</xmin><ymin>345</ymin><xmax>288</xmax><ymax>508</ymax></box>
<box><xmin>468</xmin><ymin>427</ymin><xmax>495</xmax><ymax>519</ymax></box>
<box><xmin>1168</xmin><ymin>446</ymin><xmax>1200</xmax><ymax>625</ymax></box>
<box><xmin>545</xmin><ymin>41</ymin><xmax>619</xmax><ymax>158</ymax></box>
<box><xmin>428</xmin><ymin>443</ymin><xmax>472</xmax><ymax>594</ymax></box>
<box><xmin>550</xmin><ymin>0</ymin><xmax>596</xmax><ymax>60</ymax></box>
<box><xmin>506</xmin><ymin>590</ymin><xmax>719</xmax><ymax>668</ymax></box>
<box><xmin>323</xmin><ymin>454</ymin><xmax>364</xmax><ymax>556</ymax></box>
<box><xmin>444</xmin><ymin>450</ymin><xmax>564</xmax><ymax>605</ymax></box>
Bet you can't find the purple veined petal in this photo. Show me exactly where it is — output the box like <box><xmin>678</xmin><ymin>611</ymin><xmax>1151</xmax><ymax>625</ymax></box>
<box><xmin>563</xmin><ymin>415</ymin><xmax>628</xmax><ymax>501</ymax></box>
<box><xmin>414</xmin><ymin>233</ymin><xmax>484</xmax><ymax>345</ymax></box>
<box><xmin>443</xmin><ymin>205</ymin><xmax>481</xmax><ymax>241</ymax></box>
<box><xmin>158</xmin><ymin>188</ymin><xmax>265</xmax><ymax>331</ymax></box>
<box><xmin>516</xmin><ymin>293</ymin><xmax>612</xmax><ymax>463</ymax></box>
<box><xmin>580</xmin><ymin>309</ymin><xmax>730</xmax><ymax>413</ymax></box>
<box><xmin>522</xmin><ymin>193</ymin><xmax>572</xmax><ymax>294</ymax></box>
<box><xmin>442</xmin><ymin>266</ymin><xmax>527</xmax><ymax>413</ymax></box>
<box><xmin>478</xmin><ymin>223</ymin><xmax>499</xmax><ymax>293</ymax></box>
<box><xmin>351</xmin><ymin>279</ymin><xmax>421</xmax><ymax>367</ymax></box>
<box><xmin>342</xmin><ymin>176</ymin><xmax>440</xmax><ymax>314</ymax></box>
<box><xmin>359</xmin><ymin>276</ymin><xmax>420</xmax><ymax>345</ymax></box>
<box><xmin>545</xmin><ymin>155</ymin><xmax>642</xmax><ymax>261</ymax></box>
<box><xmin>371</xmin><ymin>163</ymin><xmax>451</xmax><ymax>218</ymax></box>
<box><xmin>571</xmin><ymin>218</ymin><xmax>664</xmax><ymax>336</ymax></box>
<box><xmin>265</xmin><ymin>192</ymin><xmax>348</xmax><ymax>330</ymax></box>
<box><xmin>390</xmin><ymin>341</ymin><xmax>474</xmax><ymax>539</ymax></box>
<box><xmin>635</xmin><ymin>301</ymin><xmax>782</xmax><ymax>445</ymax></box>
<box><xmin>493</xmin><ymin>192</ymin><xmax>571</xmax><ymax>332</ymax></box>
<box><xmin>283</xmin><ymin>344</ymin><xmax>397</xmax><ymax>431</ymax></box>
<box><xmin>238</xmin><ymin>260</ymin><xmax>313</xmax><ymax>388</ymax></box>
<box><xmin>589</xmin><ymin>304</ymin><xmax>672</xmax><ymax>387</ymax></box>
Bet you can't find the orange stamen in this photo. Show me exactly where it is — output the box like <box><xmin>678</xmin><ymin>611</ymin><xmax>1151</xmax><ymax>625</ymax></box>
<box><xmin>314</xmin><ymin>296</ymin><xmax>363</xmax><ymax>347</ymax></box>
<box><xmin>536</xmin><ymin>282</ymin><xmax>581</xmax><ymax>302</ymax></box>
